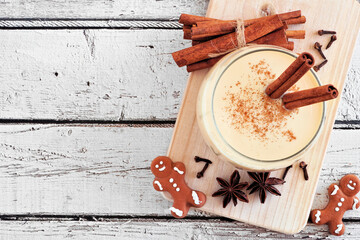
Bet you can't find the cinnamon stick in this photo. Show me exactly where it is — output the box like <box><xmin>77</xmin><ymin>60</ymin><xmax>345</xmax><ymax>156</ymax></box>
<box><xmin>188</xmin><ymin>41</ymin><xmax>293</xmax><ymax>71</ymax></box>
<box><xmin>265</xmin><ymin>52</ymin><xmax>315</xmax><ymax>99</ymax></box>
<box><xmin>244</xmin><ymin>10</ymin><xmax>301</xmax><ymax>26</ymax></box>
<box><xmin>192</xmin><ymin>40</ymin><xmax>203</xmax><ymax>46</ymax></box>
<box><xmin>286</xmin><ymin>30</ymin><xmax>305</xmax><ymax>39</ymax></box>
<box><xmin>179</xmin><ymin>10</ymin><xmax>301</xmax><ymax>26</ymax></box>
<box><xmin>284</xmin><ymin>16</ymin><xmax>306</xmax><ymax>25</ymax></box>
<box><xmin>179</xmin><ymin>14</ymin><xmax>218</xmax><ymax>25</ymax></box>
<box><xmin>183</xmin><ymin>28</ymin><xmax>192</xmax><ymax>39</ymax></box>
<box><xmin>191</xmin><ymin>36</ymin><xmax>221</xmax><ymax>46</ymax></box>
<box><xmin>283</xmin><ymin>84</ymin><xmax>338</xmax><ymax>109</ymax></box>
<box><xmin>276</xmin><ymin>41</ymin><xmax>294</xmax><ymax>50</ymax></box>
<box><xmin>251</xmin><ymin>28</ymin><xmax>295</xmax><ymax>50</ymax></box>
<box><xmin>191</xmin><ymin>21</ymin><xmax>237</xmax><ymax>40</ymax></box>
<box><xmin>186</xmin><ymin>55</ymin><xmax>225</xmax><ymax>72</ymax></box>
<box><xmin>253</xmin><ymin>28</ymin><xmax>288</xmax><ymax>45</ymax></box>
<box><xmin>173</xmin><ymin>32</ymin><xmax>237</xmax><ymax>67</ymax></box>
<box><xmin>275</xmin><ymin>10</ymin><xmax>302</xmax><ymax>21</ymax></box>
<box><xmin>191</xmin><ymin>11</ymin><xmax>299</xmax><ymax>40</ymax></box>
<box><xmin>172</xmin><ymin>15</ymin><xmax>284</xmax><ymax>67</ymax></box>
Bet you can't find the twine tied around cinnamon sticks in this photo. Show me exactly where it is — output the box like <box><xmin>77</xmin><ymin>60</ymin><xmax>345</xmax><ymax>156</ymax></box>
<box><xmin>207</xmin><ymin>19</ymin><xmax>247</xmax><ymax>59</ymax></box>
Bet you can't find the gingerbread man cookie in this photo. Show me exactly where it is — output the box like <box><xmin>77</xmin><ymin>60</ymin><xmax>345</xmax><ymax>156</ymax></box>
<box><xmin>151</xmin><ymin>156</ymin><xmax>206</xmax><ymax>218</ymax></box>
<box><xmin>310</xmin><ymin>174</ymin><xmax>360</xmax><ymax>236</ymax></box>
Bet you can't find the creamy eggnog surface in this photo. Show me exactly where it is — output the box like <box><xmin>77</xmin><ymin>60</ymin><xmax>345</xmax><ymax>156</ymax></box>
<box><xmin>197</xmin><ymin>47</ymin><xmax>324</xmax><ymax>170</ymax></box>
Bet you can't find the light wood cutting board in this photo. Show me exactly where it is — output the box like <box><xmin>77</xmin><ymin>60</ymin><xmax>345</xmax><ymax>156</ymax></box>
<box><xmin>166</xmin><ymin>0</ymin><xmax>360</xmax><ymax>234</ymax></box>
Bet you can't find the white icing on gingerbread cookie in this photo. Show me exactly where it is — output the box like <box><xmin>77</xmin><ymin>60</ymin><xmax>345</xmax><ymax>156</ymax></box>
<box><xmin>347</xmin><ymin>184</ymin><xmax>355</xmax><ymax>190</ymax></box>
<box><xmin>331</xmin><ymin>185</ymin><xmax>339</xmax><ymax>195</ymax></box>
<box><xmin>154</xmin><ymin>180</ymin><xmax>163</xmax><ymax>190</ymax></box>
<box><xmin>353</xmin><ymin>198</ymin><xmax>359</xmax><ymax>210</ymax></box>
<box><xmin>169</xmin><ymin>207</ymin><xmax>183</xmax><ymax>217</ymax></box>
<box><xmin>159</xmin><ymin>166</ymin><xmax>166</xmax><ymax>171</ymax></box>
<box><xmin>334</xmin><ymin>224</ymin><xmax>343</xmax><ymax>234</ymax></box>
<box><xmin>315</xmin><ymin>210</ymin><xmax>321</xmax><ymax>223</ymax></box>
<box><xmin>173</xmin><ymin>167</ymin><xmax>184</xmax><ymax>175</ymax></box>
<box><xmin>192</xmin><ymin>191</ymin><xmax>201</xmax><ymax>205</ymax></box>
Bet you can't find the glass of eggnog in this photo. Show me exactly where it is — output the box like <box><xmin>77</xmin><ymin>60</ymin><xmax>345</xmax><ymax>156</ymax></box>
<box><xmin>197</xmin><ymin>45</ymin><xmax>325</xmax><ymax>171</ymax></box>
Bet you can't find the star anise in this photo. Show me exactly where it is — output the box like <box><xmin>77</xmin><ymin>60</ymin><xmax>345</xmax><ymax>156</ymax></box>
<box><xmin>247</xmin><ymin>172</ymin><xmax>285</xmax><ymax>204</ymax></box>
<box><xmin>212</xmin><ymin>170</ymin><xmax>249</xmax><ymax>208</ymax></box>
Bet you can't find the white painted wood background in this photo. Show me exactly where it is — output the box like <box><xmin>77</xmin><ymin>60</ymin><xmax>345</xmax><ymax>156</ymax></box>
<box><xmin>0</xmin><ymin>0</ymin><xmax>358</xmax><ymax>239</ymax></box>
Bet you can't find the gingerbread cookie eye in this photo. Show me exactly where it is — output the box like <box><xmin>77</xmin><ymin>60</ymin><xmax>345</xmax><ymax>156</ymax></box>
<box><xmin>155</xmin><ymin>164</ymin><xmax>159</xmax><ymax>168</ymax></box>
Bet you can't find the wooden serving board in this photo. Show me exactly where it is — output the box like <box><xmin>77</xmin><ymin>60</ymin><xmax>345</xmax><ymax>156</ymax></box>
<box><xmin>166</xmin><ymin>0</ymin><xmax>360</xmax><ymax>234</ymax></box>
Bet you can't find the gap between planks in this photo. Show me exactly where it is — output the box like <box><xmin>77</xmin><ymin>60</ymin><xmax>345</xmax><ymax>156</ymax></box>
<box><xmin>0</xmin><ymin>20</ymin><xmax>182</xmax><ymax>29</ymax></box>
<box><xmin>0</xmin><ymin>120</ymin><xmax>358</xmax><ymax>129</ymax></box>
<box><xmin>0</xmin><ymin>214</ymin><xmax>358</xmax><ymax>222</ymax></box>
<box><xmin>0</xmin><ymin>217</ymin><xmax>358</xmax><ymax>239</ymax></box>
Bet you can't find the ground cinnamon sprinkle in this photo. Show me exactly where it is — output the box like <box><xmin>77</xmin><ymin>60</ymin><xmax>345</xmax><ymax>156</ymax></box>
<box><xmin>283</xmin><ymin>130</ymin><xmax>297</xmax><ymax>142</ymax></box>
<box><xmin>223</xmin><ymin>60</ymin><xmax>298</xmax><ymax>142</ymax></box>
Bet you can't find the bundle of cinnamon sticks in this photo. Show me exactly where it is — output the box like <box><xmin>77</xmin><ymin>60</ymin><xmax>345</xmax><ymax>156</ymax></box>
<box><xmin>172</xmin><ymin>10</ymin><xmax>306</xmax><ymax>72</ymax></box>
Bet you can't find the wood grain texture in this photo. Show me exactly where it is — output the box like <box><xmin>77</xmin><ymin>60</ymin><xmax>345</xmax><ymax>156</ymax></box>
<box><xmin>0</xmin><ymin>218</ymin><xmax>359</xmax><ymax>239</ymax></box>
<box><xmin>167</xmin><ymin>0</ymin><xmax>360</xmax><ymax>234</ymax></box>
<box><xmin>0</xmin><ymin>30</ymin><xmax>358</xmax><ymax>121</ymax></box>
<box><xmin>0</xmin><ymin>124</ymin><xmax>358</xmax><ymax>219</ymax></box>
<box><xmin>0</xmin><ymin>0</ymin><xmax>207</xmax><ymax>20</ymax></box>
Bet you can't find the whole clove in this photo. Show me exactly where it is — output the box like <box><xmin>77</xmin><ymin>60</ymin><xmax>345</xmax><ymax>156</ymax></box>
<box><xmin>326</xmin><ymin>35</ymin><xmax>337</xmax><ymax>49</ymax></box>
<box><xmin>313</xmin><ymin>59</ymin><xmax>328</xmax><ymax>72</ymax></box>
<box><xmin>299</xmin><ymin>161</ymin><xmax>309</xmax><ymax>181</ymax></box>
<box><xmin>194</xmin><ymin>156</ymin><xmax>212</xmax><ymax>164</ymax></box>
<box><xmin>195</xmin><ymin>156</ymin><xmax>212</xmax><ymax>178</ymax></box>
<box><xmin>282</xmin><ymin>165</ymin><xmax>293</xmax><ymax>180</ymax></box>
<box><xmin>318</xmin><ymin>30</ymin><xmax>336</xmax><ymax>36</ymax></box>
<box><xmin>314</xmin><ymin>42</ymin><xmax>326</xmax><ymax>59</ymax></box>
<box><xmin>197</xmin><ymin>162</ymin><xmax>210</xmax><ymax>178</ymax></box>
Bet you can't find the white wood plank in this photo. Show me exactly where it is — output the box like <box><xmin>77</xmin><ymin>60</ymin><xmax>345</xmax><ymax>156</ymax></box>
<box><xmin>0</xmin><ymin>30</ymin><xmax>359</xmax><ymax>122</ymax></box>
<box><xmin>0</xmin><ymin>125</ymin><xmax>358</xmax><ymax>219</ymax></box>
<box><xmin>0</xmin><ymin>0</ymin><xmax>207</xmax><ymax>20</ymax></box>
<box><xmin>336</xmin><ymin>31</ymin><xmax>360</xmax><ymax>121</ymax></box>
<box><xmin>0</xmin><ymin>30</ymin><xmax>187</xmax><ymax>121</ymax></box>
<box><xmin>0</xmin><ymin>218</ymin><xmax>358</xmax><ymax>239</ymax></box>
